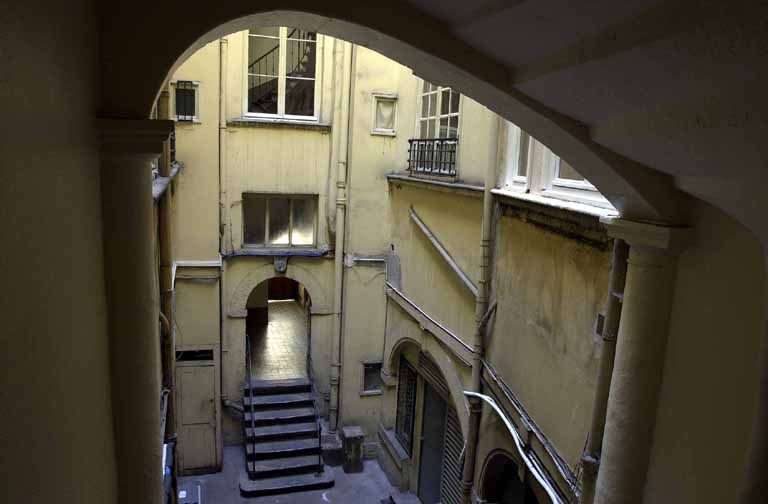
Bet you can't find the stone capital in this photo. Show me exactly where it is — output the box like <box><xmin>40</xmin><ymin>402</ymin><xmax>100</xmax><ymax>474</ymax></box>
<box><xmin>600</xmin><ymin>217</ymin><xmax>692</xmax><ymax>255</ymax></box>
<box><xmin>99</xmin><ymin>118</ymin><xmax>174</xmax><ymax>159</ymax></box>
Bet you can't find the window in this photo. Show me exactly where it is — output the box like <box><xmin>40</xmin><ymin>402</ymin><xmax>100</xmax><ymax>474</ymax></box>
<box><xmin>504</xmin><ymin>123</ymin><xmax>530</xmax><ymax>191</ymax></box>
<box><xmin>247</xmin><ymin>27</ymin><xmax>318</xmax><ymax>119</ymax></box>
<box><xmin>361</xmin><ymin>362</ymin><xmax>383</xmax><ymax>394</ymax></box>
<box><xmin>418</xmin><ymin>81</ymin><xmax>460</xmax><ymax>139</ymax></box>
<box><xmin>500</xmin><ymin>122</ymin><xmax>615</xmax><ymax>210</ymax></box>
<box><xmin>395</xmin><ymin>357</ymin><xmax>418</xmax><ymax>455</ymax></box>
<box><xmin>173</xmin><ymin>81</ymin><xmax>199</xmax><ymax>122</ymax></box>
<box><xmin>372</xmin><ymin>94</ymin><xmax>397</xmax><ymax>136</ymax></box>
<box><xmin>242</xmin><ymin>194</ymin><xmax>317</xmax><ymax>247</ymax></box>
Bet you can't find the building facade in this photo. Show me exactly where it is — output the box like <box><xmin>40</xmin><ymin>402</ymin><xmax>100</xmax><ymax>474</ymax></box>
<box><xmin>168</xmin><ymin>25</ymin><xmax>625</xmax><ymax>502</ymax></box>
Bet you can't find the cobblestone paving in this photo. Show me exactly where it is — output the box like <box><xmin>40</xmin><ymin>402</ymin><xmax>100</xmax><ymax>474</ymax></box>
<box><xmin>249</xmin><ymin>300</ymin><xmax>308</xmax><ymax>380</ymax></box>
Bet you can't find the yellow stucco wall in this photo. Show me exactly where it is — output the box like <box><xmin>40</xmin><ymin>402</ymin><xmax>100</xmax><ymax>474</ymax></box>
<box><xmin>487</xmin><ymin>210</ymin><xmax>610</xmax><ymax>468</ymax></box>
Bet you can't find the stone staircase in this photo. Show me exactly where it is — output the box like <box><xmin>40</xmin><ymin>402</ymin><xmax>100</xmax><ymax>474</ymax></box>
<box><xmin>239</xmin><ymin>377</ymin><xmax>335</xmax><ymax>497</ymax></box>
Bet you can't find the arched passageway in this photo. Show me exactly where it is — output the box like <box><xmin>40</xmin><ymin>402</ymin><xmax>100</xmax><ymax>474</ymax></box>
<box><xmin>481</xmin><ymin>452</ymin><xmax>540</xmax><ymax>504</ymax></box>
<box><xmin>245</xmin><ymin>277</ymin><xmax>312</xmax><ymax>381</ymax></box>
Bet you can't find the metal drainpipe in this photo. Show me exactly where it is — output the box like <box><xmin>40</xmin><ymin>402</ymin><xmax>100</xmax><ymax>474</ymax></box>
<box><xmin>329</xmin><ymin>41</ymin><xmax>353</xmax><ymax>433</ymax></box>
<box><xmin>461</xmin><ymin>116</ymin><xmax>500</xmax><ymax>503</ymax></box>
<box><xmin>580</xmin><ymin>238</ymin><xmax>628</xmax><ymax>503</ymax></box>
<box><xmin>157</xmin><ymin>88</ymin><xmax>176</xmax><ymax>439</ymax></box>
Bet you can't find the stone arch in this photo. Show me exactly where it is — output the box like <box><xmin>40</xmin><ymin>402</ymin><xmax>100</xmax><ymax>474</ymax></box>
<box><xmin>385</xmin><ymin>332</ymin><xmax>470</xmax><ymax>439</ymax></box>
<box><xmin>228</xmin><ymin>262</ymin><xmax>331</xmax><ymax>318</ymax></box>
<box><xmin>102</xmin><ymin>4</ymin><xmax>687</xmax><ymax>224</ymax></box>
<box><xmin>479</xmin><ymin>449</ymin><xmax>533</xmax><ymax>503</ymax></box>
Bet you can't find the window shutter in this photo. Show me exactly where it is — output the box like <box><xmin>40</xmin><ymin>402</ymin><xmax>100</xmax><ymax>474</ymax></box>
<box><xmin>440</xmin><ymin>406</ymin><xmax>464</xmax><ymax>504</ymax></box>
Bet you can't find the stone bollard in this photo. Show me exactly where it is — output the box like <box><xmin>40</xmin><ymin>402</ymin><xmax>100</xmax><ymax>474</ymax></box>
<box><xmin>342</xmin><ymin>426</ymin><xmax>365</xmax><ymax>473</ymax></box>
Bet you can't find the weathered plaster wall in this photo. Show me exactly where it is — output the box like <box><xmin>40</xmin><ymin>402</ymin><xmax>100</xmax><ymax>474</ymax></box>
<box><xmin>0</xmin><ymin>2</ymin><xmax>119</xmax><ymax>502</ymax></box>
<box><xmin>486</xmin><ymin>209</ymin><xmax>610</xmax><ymax>469</ymax></box>
<box><xmin>388</xmin><ymin>183</ymin><xmax>482</xmax><ymax>347</ymax></box>
<box><xmin>172</xmin><ymin>41</ymin><xmax>221</xmax><ymax>262</ymax></box>
<box><xmin>642</xmin><ymin>201</ymin><xmax>765</xmax><ymax>504</ymax></box>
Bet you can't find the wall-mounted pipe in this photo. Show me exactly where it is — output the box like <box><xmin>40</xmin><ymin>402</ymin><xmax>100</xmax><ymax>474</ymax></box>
<box><xmin>464</xmin><ymin>391</ymin><xmax>563</xmax><ymax>504</ymax></box>
<box><xmin>461</xmin><ymin>115</ymin><xmax>500</xmax><ymax>504</ymax></box>
<box><xmin>580</xmin><ymin>239</ymin><xmax>628</xmax><ymax>503</ymax></box>
<box><xmin>329</xmin><ymin>41</ymin><xmax>353</xmax><ymax>432</ymax></box>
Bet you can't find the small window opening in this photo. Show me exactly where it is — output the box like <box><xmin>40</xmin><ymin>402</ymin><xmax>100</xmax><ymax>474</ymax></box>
<box><xmin>175</xmin><ymin>81</ymin><xmax>196</xmax><ymax>121</ymax></box>
<box><xmin>362</xmin><ymin>362</ymin><xmax>383</xmax><ymax>394</ymax></box>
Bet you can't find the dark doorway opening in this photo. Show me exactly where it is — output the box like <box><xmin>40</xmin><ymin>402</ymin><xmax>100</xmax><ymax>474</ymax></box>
<box><xmin>481</xmin><ymin>453</ymin><xmax>539</xmax><ymax>504</ymax></box>
<box><xmin>245</xmin><ymin>277</ymin><xmax>311</xmax><ymax>380</ymax></box>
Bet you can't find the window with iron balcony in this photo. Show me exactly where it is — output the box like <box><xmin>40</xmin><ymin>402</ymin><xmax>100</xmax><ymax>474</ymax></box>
<box><xmin>407</xmin><ymin>81</ymin><xmax>461</xmax><ymax>180</ymax></box>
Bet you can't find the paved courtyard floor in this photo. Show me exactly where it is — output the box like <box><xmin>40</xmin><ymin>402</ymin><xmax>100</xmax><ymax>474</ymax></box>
<box><xmin>250</xmin><ymin>300</ymin><xmax>308</xmax><ymax>380</ymax></box>
<box><xmin>179</xmin><ymin>446</ymin><xmax>394</xmax><ymax>504</ymax></box>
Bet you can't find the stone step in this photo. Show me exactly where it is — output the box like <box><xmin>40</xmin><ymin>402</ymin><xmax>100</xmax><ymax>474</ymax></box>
<box><xmin>247</xmin><ymin>454</ymin><xmax>324</xmax><ymax>479</ymax></box>
<box><xmin>243</xmin><ymin>392</ymin><xmax>314</xmax><ymax>410</ymax></box>
<box><xmin>243</xmin><ymin>378</ymin><xmax>311</xmax><ymax>396</ymax></box>
<box><xmin>244</xmin><ymin>407</ymin><xmax>316</xmax><ymax>425</ymax></box>
<box><xmin>240</xmin><ymin>465</ymin><xmax>334</xmax><ymax>497</ymax></box>
<box><xmin>245</xmin><ymin>421</ymin><xmax>320</xmax><ymax>442</ymax></box>
<box><xmin>246</xmin><ymin>437</ymin><xmax>321</xmax><ymax>460</ymax></box>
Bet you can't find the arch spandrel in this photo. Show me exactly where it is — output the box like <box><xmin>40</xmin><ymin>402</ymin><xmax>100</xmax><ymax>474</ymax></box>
<box><xmin>228</xmin><ymin>262</ymin><xmax>330</xmax><ymax>318</ymax></box>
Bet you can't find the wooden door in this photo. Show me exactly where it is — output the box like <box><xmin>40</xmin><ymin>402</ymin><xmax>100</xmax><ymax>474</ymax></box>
<box><xmin>176</xmin><ymin>360</ymin><xmax>218</xmax><ymax>473</ymax></box>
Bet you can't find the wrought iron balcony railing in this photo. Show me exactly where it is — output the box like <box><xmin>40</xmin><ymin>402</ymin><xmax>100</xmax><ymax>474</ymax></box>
<box><xmin>407</xmin><ymin>137</ymin><xmax>458</xmax><ymax>178</ymax></box>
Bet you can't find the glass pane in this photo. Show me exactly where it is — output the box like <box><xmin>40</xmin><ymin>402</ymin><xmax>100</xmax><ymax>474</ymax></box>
<box><xmin>558</xmin><ymin>159</ymin><xmax>584</xmax><ymax>181</ymax></box>
<box><xmin>363</xmin><ymin>363</ymin><xmax>382</xmax><ymax>392</ymax></box>
<box><xmin>268</xmin><ymin>198</ymin><xmax>290</xmax><ymax>245</ymax></box>
<box><xmin>449</xmin><ymin>116</ymin><xmax>459</xmax><ymax>137</ymax></box>
<box><xmin>421</xmin><ymin>94</ymin><xmax>429</xmax><ymax>119</ymax></box>
<box><xmin>248</xmin><ymin>29</ymin><xmax>280</xmax><ymax>76</ymax></box>
<box><xmin>286</xmin><ymin>39</ymin><xmax>316</xmax><ymax>79</ymax></box>
<box><xmin>243</xmin><ymin>196</ymin><xmax>266</xmax><ymax>245</ymax></box>
<box><xmin>422</xmin><ymin>81</ymin><xmax>430</xmax><ymax>94</ymax></box>
<box><xmin>450</xmin><ymin>91</ymin><xmax>460</xmax><ymax>113</ymax></box>
<box><xmin>428</xmin><ymin>93</ymin><xmax>436</xmax><ymax>117</ymax></box>
<box><xmin>248</xmin><ymin>26</ymin><xmax>280</xmax><ymax>38</ymax></box>
<box><xmin>427</xmin><ymin>119</ymin><xmax>436</xmax><ymax>138</ymax></box>
<box><xmin>285</xmin><ymin>78</ymin><xmax>315</xmax><ymax>116</ymax></box>
<box><xmin>441</xmin><ymin>89</ymin><xmax>450</xmax><ymax>115</ymax></box>
<box><xmin>247</xmin><ymin>75</ymin><xmax>278</xmax><ymax>114</ymax></box>
<box><xmin>286</xmin><ymin>28</ymin><xmax>316</xmax><ymax>41</ymax></box>
<box><xmin>439</xmin><ymin>117</ymin><xmax>449</xmax><ymax>138</ymax></box>
<box><xmin>420</xmin><ymin>120</ymin><xmax>429</xmax><ymax>139</ymax></box>
<box><xmin>375</xmin><ymin>98</ymin><xmax>395</xmax><ymax>131</ymax></box>
<box><xmin>291</xmin><ymin>198</ymin><xmax>315</xmax><ymax>246</ymax></box>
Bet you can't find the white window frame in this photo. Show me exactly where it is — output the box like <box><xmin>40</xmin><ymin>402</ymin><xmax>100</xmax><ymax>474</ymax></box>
<box><xmin>243</xmin><ymin>27</ymin><xmax>322</xmax><ymax>122</ymax></box>
<box><xmin>242</xmin><ymin>194</ymin><xmax>318</xmax><ymax>249</ymax></box>
<box><xmin>503</xmin><ymin>123</ymin><xmax>530</xmax><ymax>192</ymax></box>
<box><xmin>416</xmin><ymin>80</ymin><xmax>462</xmax><ymax>139</ymax></box>
<box><xmin>170</xmin><ymin>80</ymin><xmax>201</xmax><ymax>123</ymax></box>
<box><xmin>501</xmin><ymin>124</ymin><xmax>614</xmax><ymax>210</ymax></box>
<box><xmin>371</xmin><ymin>93</ymin><xmax>398</xmax><ymax>136</ymax></box>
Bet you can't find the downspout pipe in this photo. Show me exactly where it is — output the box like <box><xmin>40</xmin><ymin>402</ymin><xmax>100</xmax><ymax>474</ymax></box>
<box><xmin>157</xmin><ymin>88</ymin><xmax>176</xmax><ymax>439</ymax></box>
<box><xmin>580</xmin><ymin>238</ymin><xmax>628</xmax><ymax>503</ymax></box>
<box><xmin>461</xmin><ymin>116</ymin><xmax>499</xmax><ymax>503</ymax></box>
<box><xmin>329</xmin><ymin>41</ymin><xmax>353</xmax><ymax>433</ymax></box>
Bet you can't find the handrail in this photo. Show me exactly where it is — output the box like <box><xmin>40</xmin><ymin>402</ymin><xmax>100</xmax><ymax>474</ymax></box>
<box><xmin>463</xmin><ymin>391</ymin><xmax>564</xmax><ymax>504</ymax></box>
<box><xmin>245</xmin><ymin>328</ymin><xmax>256</xmax><ymax>457</ymax></box>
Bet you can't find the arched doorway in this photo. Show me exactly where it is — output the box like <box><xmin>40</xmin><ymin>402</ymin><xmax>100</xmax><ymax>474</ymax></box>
<box><xmin>480</xmin><ymin>452</ymin><xmax>539</xmax><ymax>504</ymax></box>
<box><xmin>245</xmin><ymin>277</ymin><xmax>312</xmax><ymax>380</ymax></box>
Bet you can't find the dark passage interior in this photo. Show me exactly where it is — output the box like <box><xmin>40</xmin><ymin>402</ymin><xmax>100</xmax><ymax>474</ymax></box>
<box><xmin>246</xmin><ymin>277</ymin><xmax>311</xmax><ymax>380</ymax></box>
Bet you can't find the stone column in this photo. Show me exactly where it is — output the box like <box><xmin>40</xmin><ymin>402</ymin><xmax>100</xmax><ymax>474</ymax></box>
<box><xmin>99</xmin><ymin>118</ymin><xmax>174</xmax><ymax>504</ymax></box>
<box><xmin>594</xmin><ymin>219</ymin><xmax>690</xmax><ymax>504</ymax></box>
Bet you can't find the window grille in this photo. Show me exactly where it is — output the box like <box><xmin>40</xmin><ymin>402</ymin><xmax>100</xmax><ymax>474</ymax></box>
<box><xmin>395</xmin><ymin>357</ymin><xmax>418</xmax><ymax>455</ymax></box>
<box><xmin>175</xmin><ymin>81</ymin><xmax>196</xmax><ymax>121</ymax></box>
<box><xmin>407</xmin><ymin>138</ymin><xmax>458</xmax><ymax>178</ymax></box>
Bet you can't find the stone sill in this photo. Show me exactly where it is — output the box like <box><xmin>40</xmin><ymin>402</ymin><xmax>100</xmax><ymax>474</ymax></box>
<box><xmin>378</xmin><ymin>423</ymin><xmax>409</xmax><ymax>469</ymax></box>
<box><xmin>228</xmin><ymin>116</ymin><xmax>331</xmax><ymax>133</ymax></box>
<box><xmin>386</xmin><ymin>172</ymin><xmax>484</xmax><ymax>199</ymax></box>
<box><xmin>224</xmin><ymin>245</ymin><xmax>331</xmax><ymax>258</ymax></box>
